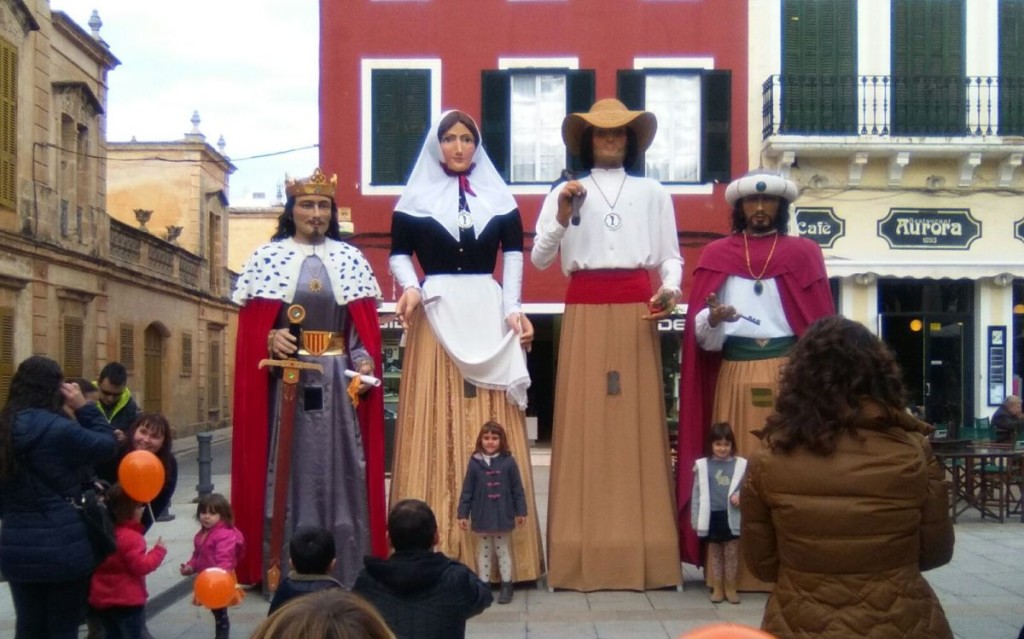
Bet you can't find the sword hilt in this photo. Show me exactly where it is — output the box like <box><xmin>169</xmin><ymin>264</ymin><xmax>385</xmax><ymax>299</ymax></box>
<box><xmin>258</xmin><ymin>358</ymin><xmax>324</xmax><ymax>384</ymax></box>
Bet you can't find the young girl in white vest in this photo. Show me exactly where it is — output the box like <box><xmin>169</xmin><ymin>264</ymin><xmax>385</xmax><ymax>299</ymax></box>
<box><xmin>691</xmin><ymin>422</ymin><xmax>747</xmax><ymax>604</ymax></box>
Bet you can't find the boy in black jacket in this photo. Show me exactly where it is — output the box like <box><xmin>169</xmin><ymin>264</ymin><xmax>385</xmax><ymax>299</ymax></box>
<box><xmin>354</xmin><ymin>499</ymin><xmax>492</xmax><ymax>639</ymax></box>
<box><xmin>268</xmin><ymin>527</ymin><xmax>343</xmax><ymax>615</ymax></box>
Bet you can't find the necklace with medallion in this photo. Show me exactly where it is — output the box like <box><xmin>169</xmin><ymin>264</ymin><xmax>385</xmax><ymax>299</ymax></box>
<box><xmin>589</xmin><ymin>171</ymin><xmax>628</xmax><ymax>230</ymax></box>
<box><xmin>298</xmin><ymin>243</ymin><xmax>326</xmax><ymax>292</ymax></box>
<box><xmin>743</xmin><ymin>232</ymin><xmax>779</xmax><ymax>295</ymax></box>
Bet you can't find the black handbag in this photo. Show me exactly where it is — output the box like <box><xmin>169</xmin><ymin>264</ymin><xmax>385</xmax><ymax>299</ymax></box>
<box><xmin>69</xmin><ymin>487</ymin><xmax>117</xmax><ymax>560</ymax></box>
<box><xmin>23</xmin><ymin>460</ymin><xmax>118</xmax><ymax>561</ymax></box>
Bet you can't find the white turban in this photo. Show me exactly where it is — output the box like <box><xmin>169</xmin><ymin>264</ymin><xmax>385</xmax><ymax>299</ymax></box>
<box><xmin>725</xmin><ymin>170</ymin><xmax>798</xmax><ymax>206</ymax></box>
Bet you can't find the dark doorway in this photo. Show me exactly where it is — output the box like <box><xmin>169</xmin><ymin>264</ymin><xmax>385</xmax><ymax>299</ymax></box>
<box><xmin>879</xmin><ymin>279</ymin><xmax>974</xmax><ymax>433</ymax></box>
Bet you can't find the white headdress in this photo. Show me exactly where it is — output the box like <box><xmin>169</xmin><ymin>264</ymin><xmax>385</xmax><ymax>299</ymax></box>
<box><xmin>393</xmin><ymin>111</ymin><xmax>518</xmax><ymax>240</ymax></box>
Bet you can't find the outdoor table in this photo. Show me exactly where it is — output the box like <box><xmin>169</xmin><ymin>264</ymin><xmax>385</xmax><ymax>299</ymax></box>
<box><xmin>933</xmin><ymin>447</ymin><xmax>1023</xmax><ymax>523</ymax></box>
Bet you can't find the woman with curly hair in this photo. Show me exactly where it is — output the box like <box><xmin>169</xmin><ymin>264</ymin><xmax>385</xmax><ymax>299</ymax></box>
<box><xmin>741</xmin><ymin>316</ymin><xmax>954</xmax><ymax>638</ymax></box>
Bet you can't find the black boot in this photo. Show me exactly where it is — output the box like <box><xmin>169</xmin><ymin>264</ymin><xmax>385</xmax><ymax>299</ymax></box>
<box><xmin>213</xmin><ymin>608</ymin><xmax>230</xmax><ymax>639</ymax></box>
<box><xmin>498</xmin><ymin>581</ymin><xmax>513</xmax><ymax>604</ymax></box>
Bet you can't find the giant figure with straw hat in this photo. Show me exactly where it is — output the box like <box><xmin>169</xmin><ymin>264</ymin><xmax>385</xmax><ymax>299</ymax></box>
<box><xmin>532</xmin><ymin>99</ymin><xmax>683</xmax><ymax>591</ymax></box>
<box><xmin>230</xmin><ymin>168</ymin><xmax>388</xmax><ymax>590</ymax></box>
<box><xmin>676</xmin><ymin>170</ymin><xmax>834</xmax><ymax>598</ymax></box>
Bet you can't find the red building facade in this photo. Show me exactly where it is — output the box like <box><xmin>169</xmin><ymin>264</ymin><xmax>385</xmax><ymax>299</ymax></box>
<box><xmin>320</xmin><ymin>0</ymin><xmax>748</xmax><ymax>438</ymax></box>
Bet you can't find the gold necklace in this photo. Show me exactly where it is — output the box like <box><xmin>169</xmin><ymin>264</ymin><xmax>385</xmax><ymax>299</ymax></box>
<box><xmin>743</xmin><ymin>232</ymin><xmax>779</xmax><ymax>295</ymax></box>
<box><xmin>298</xmin><ymin>243</ymin><xmax>326</xmax><ymax>292</ymax></box>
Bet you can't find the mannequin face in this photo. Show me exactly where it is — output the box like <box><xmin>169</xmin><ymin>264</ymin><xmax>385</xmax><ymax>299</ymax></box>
<box><xmin>440</xmin><ymin>122</ymin><xmax>476</xmax><ymax>173</ymax></box>
<box><xmin>292</xmin><ymin>195</ymin><xmax>332</xmax><ymax>244</ymax></box>
<box><xmin>591</xmin><ymin>127</ymin><xmax>627</xmax><ymax>168</ymax></box>
<box><xmin>741</xmin><ymin>194</ymin><xmax>781</xmax><ymax>233</ymax></box>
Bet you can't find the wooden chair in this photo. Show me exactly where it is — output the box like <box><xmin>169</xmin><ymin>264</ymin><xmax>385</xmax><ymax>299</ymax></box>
<box><xmin>974</xmin><ymin>441</ymin><xmax>1015</xmax><ymax>522</ymax></box>
<box><xmin>1007</xmin><ymin>440</ymin><xmax>1024</xmax><ymax>518</ymax></box>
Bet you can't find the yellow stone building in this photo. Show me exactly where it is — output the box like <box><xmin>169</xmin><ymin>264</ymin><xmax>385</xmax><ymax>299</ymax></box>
<box><xmin>0</xmin><ymin>2</ymin><xmax>236</xmax><ymax>437</ymax></box>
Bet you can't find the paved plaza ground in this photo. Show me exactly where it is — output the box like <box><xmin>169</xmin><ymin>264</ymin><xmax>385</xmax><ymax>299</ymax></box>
<box><xmin>1</xmin><ymin>429</ymin><xmax>1022</xmax><ymax>638</ymax></box>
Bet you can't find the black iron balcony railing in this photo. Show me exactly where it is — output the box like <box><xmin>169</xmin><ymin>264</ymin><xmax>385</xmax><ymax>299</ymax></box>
<box><xmin>762</xmin><ymin>74</ymin><xmax>1024</xmax><ymax>140</ymax></box>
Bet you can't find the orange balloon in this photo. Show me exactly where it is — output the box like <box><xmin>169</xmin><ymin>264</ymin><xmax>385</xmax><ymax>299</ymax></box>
<box><xmin>117</xmin><ymin>450</ymin><xmax>165</xmax><ymax>503</ymax></box>
<box><xmin>679</xmin><ymin>623</ymin><xmax>777</xmax><ymax>639</ymax></box>
<box><xmin>194</xmin><ymin>568</ymin><xmax>237</xmax><ymax>609</ymax></box>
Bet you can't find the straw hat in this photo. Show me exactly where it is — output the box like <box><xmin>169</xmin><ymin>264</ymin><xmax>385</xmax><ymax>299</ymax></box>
<box><xmin>562</xmin><ymin>99</ymin><xmax>658</xmax><ymax>156</ymax></box>
<box><xmin>724</xmin><ymin>170</ymin><xmax>799</xmax><ymax>207</ymax></box>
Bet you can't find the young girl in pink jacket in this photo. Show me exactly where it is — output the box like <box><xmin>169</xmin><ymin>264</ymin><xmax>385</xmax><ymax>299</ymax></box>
<box><xmin>180</xmin><ymin>493</ymin><xmax>244</xmax><ymax>639</ymax></box>
<box><xmin>88</xmin><ymin>484</ymin><xmax>167</xmax><ymax>638</ymax></box>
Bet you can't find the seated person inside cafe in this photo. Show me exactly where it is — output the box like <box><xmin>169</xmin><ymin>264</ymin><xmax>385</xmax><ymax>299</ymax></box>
<box><xmin>992</xmin><ymin>395</ymin><xmax>1023</xmax><ymax>443</ymax></box>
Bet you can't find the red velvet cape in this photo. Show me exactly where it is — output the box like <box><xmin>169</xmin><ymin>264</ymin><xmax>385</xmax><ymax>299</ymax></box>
<box><xmin>230</xmin><ymin>296</ymin><xmax>388</xmax><ymax>585</ymax></box>
<box><xmin>676</xmin><ymin>234</ymin><xmax>835</xmax><ymax>566</ymax></box>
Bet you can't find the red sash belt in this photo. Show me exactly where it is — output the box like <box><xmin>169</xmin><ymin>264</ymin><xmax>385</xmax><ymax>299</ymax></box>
<box><xmin>565</xmin><ymin>269</ymin><xmax>652</xmax><ymax>304</ymax></box>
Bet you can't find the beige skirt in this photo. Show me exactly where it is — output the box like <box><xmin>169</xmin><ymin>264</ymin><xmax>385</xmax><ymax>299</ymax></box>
<box><xmin>546</xmin><ymin>302</ymin><xmax>681</xmax><ymax>591</ymax></box>
<box><xmin>706</xmin><ymin>356</ymin><xmax>785</xmax><ymax>593</ymax></box>
<box><xmin>388</xmin><ymin>305</ymin><xmax>545</xmax><ymax>582</ymax></box>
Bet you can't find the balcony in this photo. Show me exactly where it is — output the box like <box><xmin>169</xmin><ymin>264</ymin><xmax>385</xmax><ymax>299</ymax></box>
<box><xmin>761</xmin><ymin>74</ymin><xmax>1024</xmax><ymax>182</ymax></box>
<box><xmin>109</xmin><ymin>218</ymin><xmax>206</xmax><ymax>293</ymax></box>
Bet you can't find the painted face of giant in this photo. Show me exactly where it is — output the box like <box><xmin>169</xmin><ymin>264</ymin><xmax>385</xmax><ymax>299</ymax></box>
<box><xmin>741</xmin><ymin>194</ymin><xmax>781</xmax><ymax>234</ymax></box>
<box><xmin>440</xmin><ymin>121</ymin><xmax>476</xmax><ymax>173</ymax></box>
<box><xmin>292</xmin><ymin>195</ymin><xmax>332</xmax><ymax>243</ymax></box>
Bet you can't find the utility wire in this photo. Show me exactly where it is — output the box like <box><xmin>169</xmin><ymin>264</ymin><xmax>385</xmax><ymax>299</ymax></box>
<box><xmin>35</xmin><ymin>142</ymin><xmax>319</xmax><ymax>163</ymax></box>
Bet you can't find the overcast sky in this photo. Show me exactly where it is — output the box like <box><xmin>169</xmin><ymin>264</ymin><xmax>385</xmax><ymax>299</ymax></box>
<box><xmin>52</xmin><ymin>0</ymin><xmax>320</xmax><ymax>204</ymax></box>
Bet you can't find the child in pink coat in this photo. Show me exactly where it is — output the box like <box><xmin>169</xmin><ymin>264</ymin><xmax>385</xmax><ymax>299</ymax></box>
<box><xmin>180</xmin><ymin>493</ymin><xmax>244</xmax><ymax>639</ymax></box>
<box><xmin>88</xmin><ymin>484</ymin><xmax>167</xmax><ymax>639</ymax></box>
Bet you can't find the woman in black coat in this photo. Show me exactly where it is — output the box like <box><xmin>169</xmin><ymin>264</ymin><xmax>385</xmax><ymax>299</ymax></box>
<box><xmin>0</xmin><ymin>355</ymin><xmax>117</xmax><ymax>638</ymax></box>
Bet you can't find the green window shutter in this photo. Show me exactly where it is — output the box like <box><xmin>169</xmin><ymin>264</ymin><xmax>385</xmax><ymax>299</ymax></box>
<box><xmin>616</xmin><ymin>70</ymin><xmax>647</xmax><ymax>175</ymax></box>
<box><xmin>371</xmin><ymin>69</ymin><xmax>430</xmax><ymax>185</ymax></box>
<box><xmin>481</xmin><ymin>70</ymin><xmax>511</xmax><ymax>181</ymax></box>
<box><xmin>566</xmin><ymin>70</ymin><xmax>596</xmax><ymax>174</ymax></box>
<box><xmin>892</xmin><ymin>0</ymin><xmax>965</xmax><ymax>134</ymax></box>
<box><xmin>0</xmin><ymin>39</ymin><xmax>16</xmax><ymax>209</ymax></box>
<box><xmin>0</xmin><ymin>307</ymin><xmax>13</xmax><ymax>407</ymax></box>
<box><xmin>781</xmin><ymin>0</ymin><xmax>857</xmax><ymax>134</ymax></box>
<box><xmin>999</xmin><ymin>1</ymin><xmax>1024</xmax><ymax>134</ymax></box>
<box><xmin>702</xmin><ymin>70</ymin><xmax>732</xmax><ymax>185</ymax></box>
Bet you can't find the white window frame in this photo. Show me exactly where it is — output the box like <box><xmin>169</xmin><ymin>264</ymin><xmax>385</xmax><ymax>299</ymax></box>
<box><xmin>360</xmin><ymin>58</ymin><xmax>442</xmax><ymax>196</ymax></box>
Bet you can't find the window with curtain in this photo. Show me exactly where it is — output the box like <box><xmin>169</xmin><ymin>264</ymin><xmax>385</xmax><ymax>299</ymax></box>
<box><xmin>510</xmin><ymin>74</ymin><xmax>567</xmax><ymax>183</ymax></box>
<box><xmin>482</xmin><ymin>68</ymin><xmax>595</xmax><ymax>182</ymax></box>
<box><xmin>617</xmin><ymin>68</ymin><xmax>731</xmax><ymax>183</ymax></box>
<box><xmin>644</xmin><ymin>74</ymin><xmax>701</xmax><ymax>183</ymax></box>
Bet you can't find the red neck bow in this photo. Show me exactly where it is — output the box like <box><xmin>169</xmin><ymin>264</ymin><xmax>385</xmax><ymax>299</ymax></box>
<box><xmin>440</xmin><ymin>162</ymin><xmax>477</xmax><ymax>197</ymax></box>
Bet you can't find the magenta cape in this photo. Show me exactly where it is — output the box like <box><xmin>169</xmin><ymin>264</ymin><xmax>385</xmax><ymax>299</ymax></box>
<box><xmin>230</xmin><ymin>296</ymin><xmax>388</xmax><ymax>585</ymax></box>
<box><xmin>676</xmin><ymin>234</ymin><xmax>834</xmax><ymax>566</ymax></box>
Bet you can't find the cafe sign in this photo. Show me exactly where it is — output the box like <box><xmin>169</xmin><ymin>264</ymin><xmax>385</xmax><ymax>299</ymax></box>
<box><xmin>795</xmin><ymin>207</ymin><xmax>844</xmax><ymax>248</ymax></box>
<box><xmin>877</xmin><ymin>208</ymin><xmax>980</xmax><ymax>250</ymax></box>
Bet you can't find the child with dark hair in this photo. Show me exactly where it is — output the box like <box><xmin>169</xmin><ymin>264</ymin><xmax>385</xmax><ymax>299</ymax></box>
<box><xmin>180</xmin><ymin>493</ymin><xmax>245</xmax><ymax>639</ymax></box>
<box><xmin>691</xmin><ymin>422</ymin><xmax>746</xmax><ymax>604</ymax></box>
<box><xmin>88</xmin><ymin>484</ymin><xmax>167</xmax><ymax>638</ymax></box>
<box><xmin>267</xmin><ymin>527</ymin><xmax>343</xmax><ymax>615</ymax></box>
<box><xmin>354</xmin><ymin>499</ymin><xmax>492</xmax><ymax>639</ymax></box>
<box><xmin>456</xmin><ymin>421</ymin><xmax>526</xmax><ymax>604</ymax></box>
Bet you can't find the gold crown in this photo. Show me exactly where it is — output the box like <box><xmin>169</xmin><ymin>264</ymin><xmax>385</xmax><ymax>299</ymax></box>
<box><xmin>285</xmin><ymin>167</ymin><xmax>337</xmax><ymax>199</ymax></box>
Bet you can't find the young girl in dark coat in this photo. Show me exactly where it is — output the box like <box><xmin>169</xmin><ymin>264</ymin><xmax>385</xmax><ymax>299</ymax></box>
<box><xmin>457</xmin><ymin>421</ymin><xmax>526</xmax><ymax>604</ymax></box>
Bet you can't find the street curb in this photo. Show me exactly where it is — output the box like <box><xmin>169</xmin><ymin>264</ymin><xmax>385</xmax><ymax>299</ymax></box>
<box><xmin>146</xmin><ymin>577</ymin><xmax>193</xmax><ymax>619</ymax></box>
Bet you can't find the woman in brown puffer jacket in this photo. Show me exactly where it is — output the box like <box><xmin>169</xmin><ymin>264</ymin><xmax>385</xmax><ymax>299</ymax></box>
<box><xmin>741</xmin><ymin>316</ymin><xmax>954</xmax><ymax>639</ymax></box>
